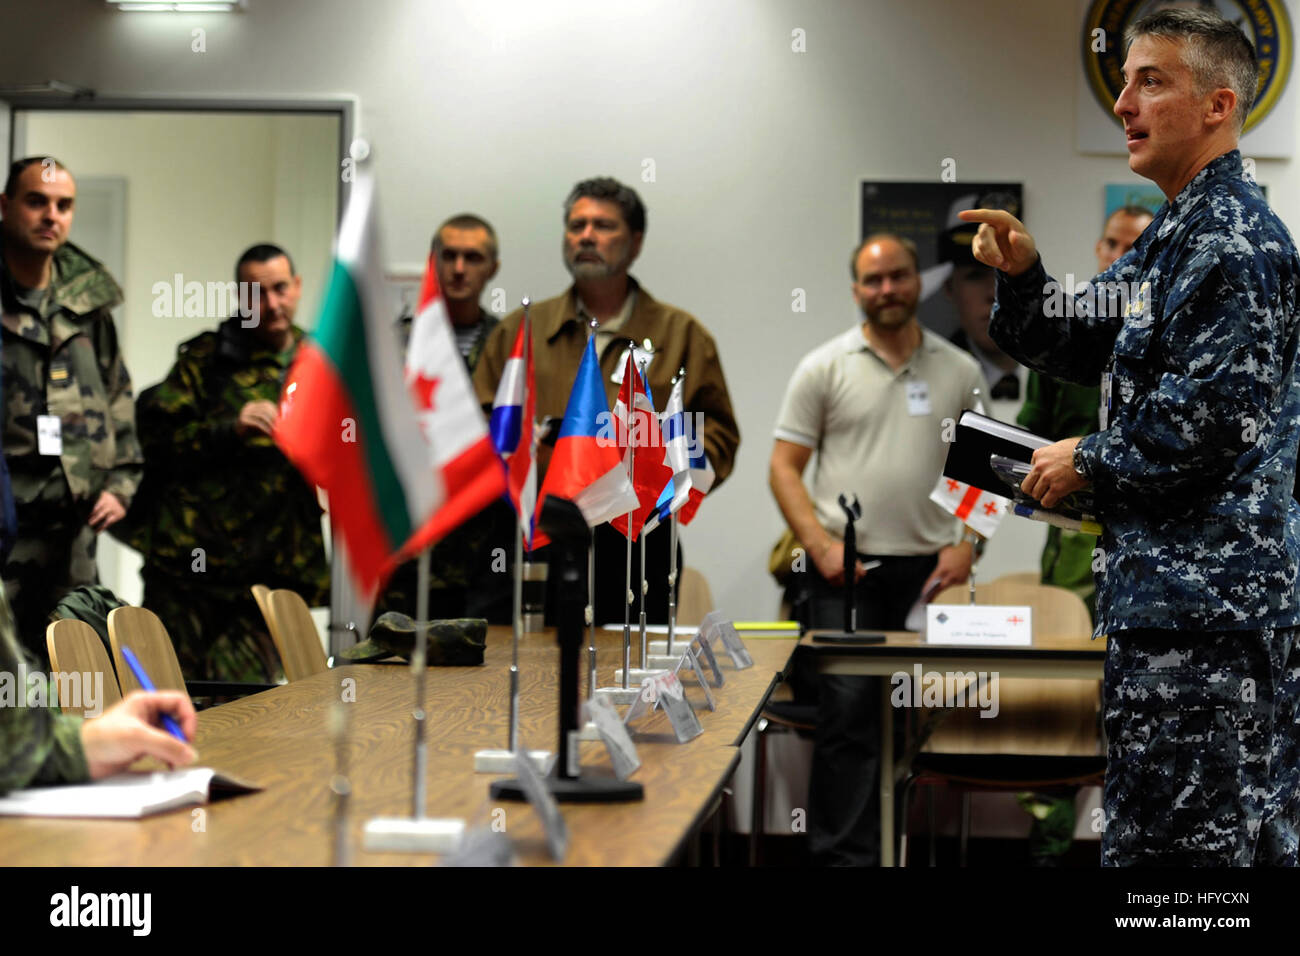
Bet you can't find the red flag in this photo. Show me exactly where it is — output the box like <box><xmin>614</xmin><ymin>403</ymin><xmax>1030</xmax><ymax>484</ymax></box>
<box><xmin>609</xmin><ymin>350</ymin><xmax>673</xmax><ymax>541</ymax></box>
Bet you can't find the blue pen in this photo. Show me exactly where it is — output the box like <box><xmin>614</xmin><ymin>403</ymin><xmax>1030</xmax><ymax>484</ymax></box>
<box><xmin>120</xmin><ymin>646</ymin><xmax>188</xmax><ymax>743</ymax></box>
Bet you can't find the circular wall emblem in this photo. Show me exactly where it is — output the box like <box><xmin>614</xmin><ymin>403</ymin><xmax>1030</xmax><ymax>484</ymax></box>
<box><xmin>1083</xmin><ymin>0</ymin><xmax>1292</xmax><ymax>134</ymax></box>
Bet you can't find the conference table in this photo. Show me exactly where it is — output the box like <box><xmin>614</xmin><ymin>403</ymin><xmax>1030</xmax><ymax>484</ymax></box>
<box><xmin>0</xmin><ymin>626</ymin><xmax>797</xmax><ymax>867</ymax></box>
<box><xmin>800</xmin><ymin>629</ymin><xmax>1107</xmax><ymax>866</ymax></box>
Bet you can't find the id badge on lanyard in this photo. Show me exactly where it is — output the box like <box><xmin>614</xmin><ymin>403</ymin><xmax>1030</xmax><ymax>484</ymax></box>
<box><xmin>1099</xmin><ymin>359</ymin><xmax>1114</xmax><ymax>431</ymax></box>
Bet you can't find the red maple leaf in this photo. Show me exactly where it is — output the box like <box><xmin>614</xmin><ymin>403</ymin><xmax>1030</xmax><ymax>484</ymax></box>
<box><xmin>411</xmin><ymin>373</ymin><xmax>440</xmax><ymax>410</ymax></box>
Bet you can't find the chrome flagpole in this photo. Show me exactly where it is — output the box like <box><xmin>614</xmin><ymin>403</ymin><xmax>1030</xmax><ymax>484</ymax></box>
<box><xmin>587</xmin><ymin>529</ymin><xmax>597</xmax><ymax>698</ymax></box>
<box><xmin>412</xmin><ymin>548</ymin><xmax>430</xmax><ymax>818</ymax></box>
<box><xmin>637</xmin><ymin>355</ymin><xmax>651</xmax><ymax>670</ymax></box>
<box><xmin>666</xmin><ymin>365</ymin><xmax>685</xmax><ymax>659</ymax></box>
<box><xmin>506</xmin><ymin>296</ymin><xmax>531</xmax><ymax>752</ymax></box>
<box><xmin>667</xmin><ymin>511</ymin><xmax>679</xmax><ymax>657</ymax></box>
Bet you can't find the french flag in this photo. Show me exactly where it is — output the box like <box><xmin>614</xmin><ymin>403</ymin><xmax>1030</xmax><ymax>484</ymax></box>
<box><xmin>676</xmin><ymin>448</ymin><xmax>715</xmax><ymax>526</ymax></box>
<box><xmin>532</xmin><ymin>335</ymin><xmax>638</xmax><ymax>548</ymax></box>
<box><xmin>490</xmin><ymin>313</ymin><xmax>538</xmax><ymax>547</ymax></box>
<box><xmin>640</xmin><ymin>479</ymin><xmax>675</xmax><ymax>536</ymax></box>
<box><xmin>660</xmin><ymin>375</ymin><xmax>693</xmax><ymax>513</ymax></box>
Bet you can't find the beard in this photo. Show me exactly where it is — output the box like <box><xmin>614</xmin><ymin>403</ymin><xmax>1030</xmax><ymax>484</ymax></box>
<box><xmin>862</xmin><ymin>299</ymin><xmax>916</xmax><ymax>329</ymax></box>
<box><xmin>564</xmin><ymin>241</ymin><xmax>632</xmax><ymax>280</ymax></box>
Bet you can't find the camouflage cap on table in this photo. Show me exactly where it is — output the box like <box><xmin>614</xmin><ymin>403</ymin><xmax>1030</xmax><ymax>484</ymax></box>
<box><xmin>340</xmin><ymin>612</ymin><xmax>487</xmax><ymax>665</ymax></box>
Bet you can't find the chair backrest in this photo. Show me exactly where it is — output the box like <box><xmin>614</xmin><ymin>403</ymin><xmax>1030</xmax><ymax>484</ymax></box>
<box><xmin>932</xmin><ymin>578</ymin><xmax>1093</xmax><ymax>645</ymax></box>
<box><xmin>45</xmin><ymin>619</ymin><xmax>123</xmax><ymax>717</ymax></box>
<box><xmin>992</xmin><ymin>571</ymin><xmax>1042</xmax><ymax>589</ymax></box>
<box><xmin>926</xmin><ymin>577</ymin><xmax>1100</xmax><ymax>756</ymax></box>
<box><xmin>107</xmin><ymin>606</ymin><xmax>188</xmax><ymax>694</ymax></box>
<box><xmin>266</xmin><ymin>589</ymin><xmax>329</xmax><ymax>681</ymax></box>
<box><xmin>677</xmin><ymin>567</ymin><xmax>714</xmax><ymax>626</ymax></box>
<box><xmin>250</xmin><ymin>584</ymin><xmax>273</xmax><ymax>623</ymax></box>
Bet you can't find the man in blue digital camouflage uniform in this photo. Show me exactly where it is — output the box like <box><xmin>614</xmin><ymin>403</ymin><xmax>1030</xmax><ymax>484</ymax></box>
<box><xmin>962</xmin><ymin>8</ymin><xmax>1300</xmax><ymax>865</ymax></box>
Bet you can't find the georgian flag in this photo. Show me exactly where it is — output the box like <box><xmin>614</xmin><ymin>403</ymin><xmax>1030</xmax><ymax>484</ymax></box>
<box><xmin>928</xmin><ymin>476</ymin><xmax>1007</xmax><ymax>539</ymax></box>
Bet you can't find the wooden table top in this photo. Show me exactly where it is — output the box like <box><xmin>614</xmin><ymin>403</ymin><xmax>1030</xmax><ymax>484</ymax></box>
<box><xmin>0</xmin><ymin>626</ymin><xmax>796</xmax><ymax>867</ymax></box>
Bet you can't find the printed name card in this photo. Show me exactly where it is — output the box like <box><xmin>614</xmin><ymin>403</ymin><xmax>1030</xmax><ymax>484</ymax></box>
<box><xmin>698</xmin><ymin>611</ymin><xmax>754</xmax><ymax>670</ymax></box>
<box><xmin>583</xmin><ymin>696</ymin><xmax>640</xmax><ymax>781</ymax></box>
<box><xmin>925</xmin><ymin>604</ymin><xmax>1032</xmax><ymax>646</ymax></box>
<box><xmin>624</xmin><ymin>671</ymin><xmax>703</xmax><ymax>743</ymax></box>
<box><xmin>511</xmin><ymin>746</ymin><xmax>569</xmax><ymax>862</ymax></box>
<box><xmin>675</xmin><ymin>646</ymin><xmax>717</xmax><ymax>712</ymax></box>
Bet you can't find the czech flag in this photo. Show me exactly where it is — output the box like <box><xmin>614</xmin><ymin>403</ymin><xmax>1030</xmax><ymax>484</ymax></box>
<box><xmin>532</xmin><ymin>336</ymin><xmax>638</xmax><ymax>547</ymax></box>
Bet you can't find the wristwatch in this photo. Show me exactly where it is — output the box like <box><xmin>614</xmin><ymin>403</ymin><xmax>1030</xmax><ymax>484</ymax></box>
<box><xmin>1072</xmin><ymin>441</ymin><xmax>1092</xmax><ymax>481</ymax></box>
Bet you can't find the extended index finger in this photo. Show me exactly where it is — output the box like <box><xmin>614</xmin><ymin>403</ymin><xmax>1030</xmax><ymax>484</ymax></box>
<box><xmin>958</xmin><ymin>208</ymin><xmax>1018</xmax><ymax>230</ymax></box>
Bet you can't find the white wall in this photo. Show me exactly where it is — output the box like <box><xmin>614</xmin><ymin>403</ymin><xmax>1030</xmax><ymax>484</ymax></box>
<box><xmin>1</xmin><ymin>0</ymin><xmax>1295</xmax><ymax>618</ymax></box>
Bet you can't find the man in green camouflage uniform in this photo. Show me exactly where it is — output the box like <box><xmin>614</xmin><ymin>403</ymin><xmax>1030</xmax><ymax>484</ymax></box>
<box><xmin>123</xmin><ymin>244</ymin><xmax>328</xmax><ymax>683</ymax></box>
<box><xmin>0</xmin><ymin>588</ymin><xmax>197</xmax><ymax>795</ymax></box>
<box><xmin>0</xmin><ymin>157</ymin><xmax>142</xmax><ymax>656</ymax></box>
<box><xmin>376</xmin><ymin>215</ymin><xmax>513</xmax><ymax>623</ymax></box>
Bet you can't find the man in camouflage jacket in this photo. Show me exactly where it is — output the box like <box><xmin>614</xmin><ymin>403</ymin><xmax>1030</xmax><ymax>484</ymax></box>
<box><xmin>0</xmin><ymin>587</ymin><xmax>198</xmax><ymax>796</ymax></box>
<box><xmin>0</xmin><ymin>157</ymin><xmax>141</xmax><ymax>655</ymax></box>
<box><xmin>125</xmin><ymin>244</ymin><xmax>328</xmax><ymax>683</ymax></box>
<box><xmin>965</xmin><ymin>10</ymin><xmax>1300</xmax><ymax>865</ymax></box>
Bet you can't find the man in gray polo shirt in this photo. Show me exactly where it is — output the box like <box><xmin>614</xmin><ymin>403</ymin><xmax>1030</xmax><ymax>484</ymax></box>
<box><xmin>769</xmin><ymin>232</ymin><xmax>984</xmax><ymax>865</ymax></box>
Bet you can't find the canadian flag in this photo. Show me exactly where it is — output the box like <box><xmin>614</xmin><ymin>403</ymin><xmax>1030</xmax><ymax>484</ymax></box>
<box><xmin>929</xmin><ymin>476</ymin><xmax>1008</xmax><ymax>540</ymax></box>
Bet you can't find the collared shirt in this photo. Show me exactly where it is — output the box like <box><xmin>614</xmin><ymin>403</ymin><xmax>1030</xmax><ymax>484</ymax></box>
<box><xmin>774</xmin><ymin>323</ymin><xmax>984</xmax><ymax>555</ymax></box>
<box><xmin>473</xmin><ymin>277</ymin><xmax>740</xmax><ymax>489</ymax></box>
<box><xmin>991</xmin><ymin>149</ymin><xmax>1300</xmax><ymax>634</ymax></box>
<box><xmin>579</xmin><ymin>288</ymin><xmax>638</xmax><ymax>361</ymax></box>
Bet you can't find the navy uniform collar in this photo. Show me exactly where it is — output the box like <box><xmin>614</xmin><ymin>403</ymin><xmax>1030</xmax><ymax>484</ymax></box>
<box><xmin>1157</xmin><ymin>149</ymin><xmax>1244</xmax><ymax>240</ymax></box>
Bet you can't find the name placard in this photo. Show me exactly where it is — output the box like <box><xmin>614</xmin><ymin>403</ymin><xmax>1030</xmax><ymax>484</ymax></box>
<box><xmin>925</xmin><ymin>604</ymin><xmax>1032</xmax><ymax>646</ymax></box>
<box><xmin>583</xmin><ymin>696</ymin><xmax>640</xmax><ymax>780</ymax></box>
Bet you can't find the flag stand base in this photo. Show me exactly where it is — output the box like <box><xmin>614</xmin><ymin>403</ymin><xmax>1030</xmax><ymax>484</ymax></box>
<box><xmin>649</xmin><ymin>640</ymin><xmax>694</xmax><ymax>657</ymax></box>
<box><xmin>362</xmin><ymin>816</ymin><xmax>465</xmax><ymax>853</ymax></box>
<box><xmin>594</xmin><ymin>685</ymin><xmax>641</xmax><ymax>706</ymax></box>
<box><xmin>490</xmin><ymin>773</ymin><xmax>643</xmax><ymax>804</ymax></box>
<box><xmin>473</xmin><ymin>749</ymin><xmax>553</xmax><ymax>775</ymax></box>
<box><xmin>615</xmin><ymin>667</ymin><xmax>668</xmax><ymax>685</ymax></box>
<box><xmin>645</xmin><ymin>654</ymin><xmax>682</xmax><ymax>670</ymax></box>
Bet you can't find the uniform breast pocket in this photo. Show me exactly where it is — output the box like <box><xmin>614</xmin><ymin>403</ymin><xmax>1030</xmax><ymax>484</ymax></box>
<box><xmin>1109</xmin><ymin>322</ymin><xmax>1158</xmax><ymax>413</ymax></box>
<box><xmin>60</xmin><ymin>339</ymin><xmax>116</xmax><ymax>469</ymax></box>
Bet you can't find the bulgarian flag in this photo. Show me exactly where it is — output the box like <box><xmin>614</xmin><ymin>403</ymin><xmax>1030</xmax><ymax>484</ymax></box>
<box><xmin>396</xmin><ymin>251</ymin><xmax>507</xmax><ymax>556</ymax></box>
<box><xmin>276</xmin><ymin>173</ymin><xmax>442</xmax><ymax>599</ymax></box>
